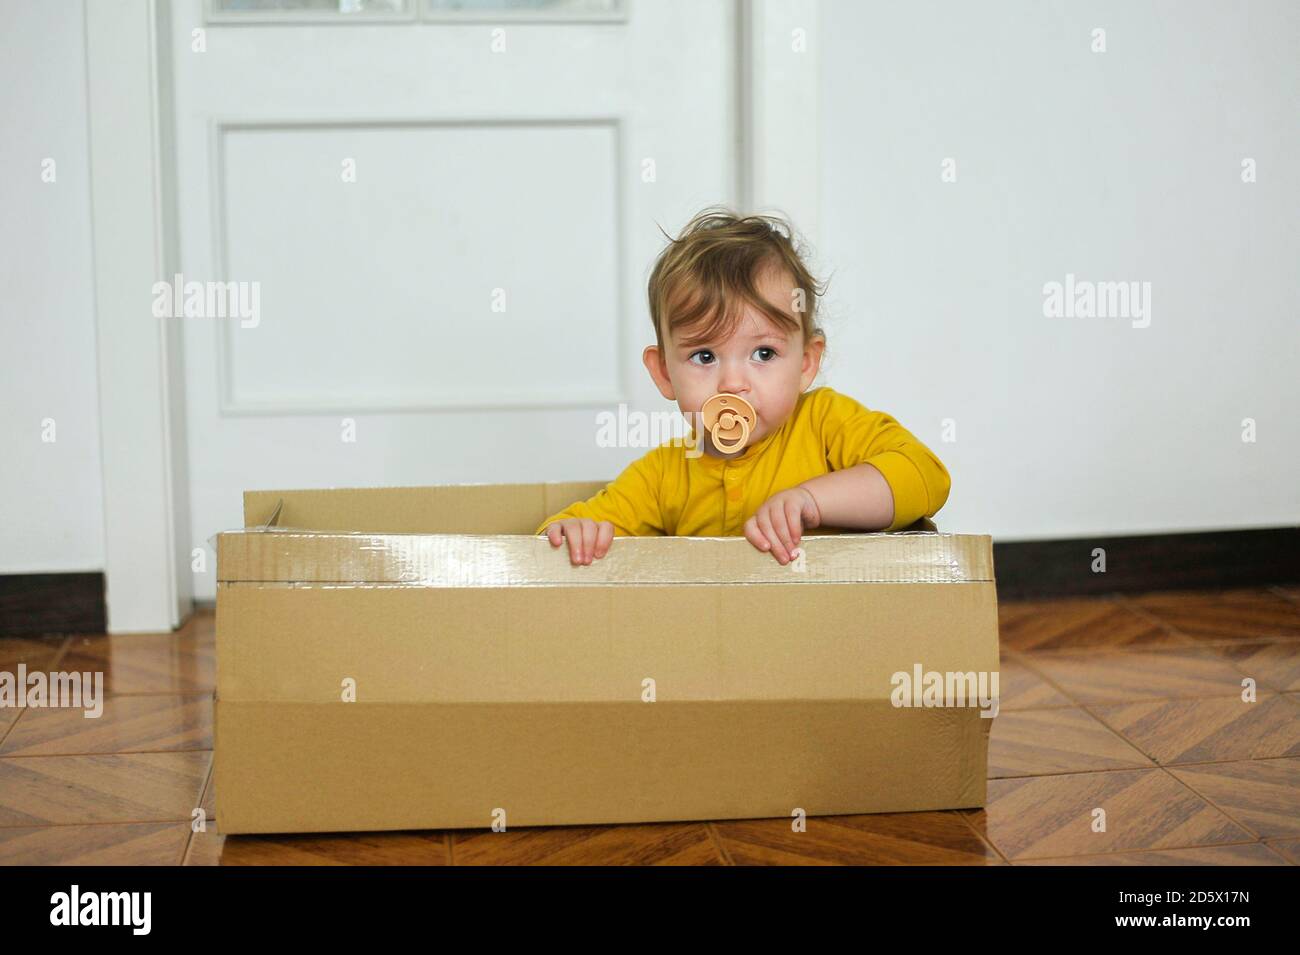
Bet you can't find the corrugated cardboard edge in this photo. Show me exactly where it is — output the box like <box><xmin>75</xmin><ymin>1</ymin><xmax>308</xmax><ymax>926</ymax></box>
<box><xmin>215</xmin><ymin>529</ymin><xmax>994</xmax><ymax>586</ymax></box>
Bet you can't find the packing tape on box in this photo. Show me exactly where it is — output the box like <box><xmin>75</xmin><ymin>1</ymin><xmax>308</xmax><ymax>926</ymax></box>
<box><xmin>214</xmin><ymin>527</ymin><xmax>993</xmax><ymax>588</ymax></box>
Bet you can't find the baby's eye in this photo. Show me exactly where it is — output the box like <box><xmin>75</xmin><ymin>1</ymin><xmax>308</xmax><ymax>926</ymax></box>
<box><xmin>752</xmin><ymin>346</ymin><xmax>778</xmax><ymax>361</ymax></box>
<box><xmin>688</xmin><ymin>350</ymin><xmax>716</xmax><ymax>366</ymax></box>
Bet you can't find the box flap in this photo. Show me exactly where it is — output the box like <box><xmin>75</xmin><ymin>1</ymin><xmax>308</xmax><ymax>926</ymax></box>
<box><xmin>243</xmin><ymin>482</ymin><xmax>608</xmax><ymax>535</ymax></box>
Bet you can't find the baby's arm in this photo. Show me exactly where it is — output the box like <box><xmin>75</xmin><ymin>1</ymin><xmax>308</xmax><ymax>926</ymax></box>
<box><xmin>537</xmin><ymin>448</ymin><xmax>666</xmax><ymax>564</ymax></box>
<box><xmin>812</xmin><ymin>390</ymin><xmax>951</xmax><ymax>532</ymax></box>
<box><xmin>743</xmin><ymin>466</ymin><xmax>897</xmax><ymax>565</ymax></box>
<box><xmin>745</xmin><ymin>391</ymin><xmax>951</xmax><ymax>562</ymax></box>
<box><xmin>798</xmin><ymin>462</ymin><xmax>895</xmax><ymax>529</ymax></box>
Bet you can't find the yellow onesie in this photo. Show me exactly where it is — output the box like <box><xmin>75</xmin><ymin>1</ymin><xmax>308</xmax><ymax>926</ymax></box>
<box><xmin>534</xmin><ymin>385</ymin><xmax>951</xmax><ymax>537</ymax></box>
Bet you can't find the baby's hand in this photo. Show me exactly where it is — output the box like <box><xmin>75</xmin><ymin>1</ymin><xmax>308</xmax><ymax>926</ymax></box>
<box><xmin>543</xmin><ymin>517</ymin><xmax>615</xmax><ymax>566</ymax></box>
<box><xmin>744</xmin><ymin>487</ymin><xmax>821</xmax><ymax>565</ymax></box>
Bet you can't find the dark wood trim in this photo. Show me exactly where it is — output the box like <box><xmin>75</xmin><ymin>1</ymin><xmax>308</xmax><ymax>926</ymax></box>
<box><xmin>994</xmin><ymin>526</ymin><xmax>1300</xmax><ymax>601</ymax></box>
<box><xmin>0</xmin><ymin>573</ymin><xmax>106</xmax><ymax>636</ymax></box>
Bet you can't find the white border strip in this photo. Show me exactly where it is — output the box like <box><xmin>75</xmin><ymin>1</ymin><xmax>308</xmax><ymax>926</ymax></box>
<box><xmin>85</xmin><ymin>0</ymin><xmax>190</xmax><ymax>631</ymax></box>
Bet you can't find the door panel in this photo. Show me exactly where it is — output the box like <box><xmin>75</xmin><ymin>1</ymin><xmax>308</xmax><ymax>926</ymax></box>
<box><xmin>167</xmin><ymin>0</ymin><xmax>740</xmax><ymax>598</ymax></box>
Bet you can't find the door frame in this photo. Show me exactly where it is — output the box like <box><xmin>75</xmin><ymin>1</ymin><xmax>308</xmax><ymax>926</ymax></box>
<box><xmin>86</xmin><ymin>0</ymin><xmax>821</xmax><ymax>632</ymax></box>
<box><xmin>86</xmin><ymin>0</ymin><xmax>190</xmax><ymax>633</ymax></box>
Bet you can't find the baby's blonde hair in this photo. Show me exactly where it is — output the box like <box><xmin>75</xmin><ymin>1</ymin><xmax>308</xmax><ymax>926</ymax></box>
<box><xmin>647</xmin><ymin>206</ymin><xmax>828</xmax><ymax>355</ymax></box>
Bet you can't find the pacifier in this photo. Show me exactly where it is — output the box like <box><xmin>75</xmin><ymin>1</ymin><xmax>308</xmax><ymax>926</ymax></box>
<box><xmin>700</xmin><ymin>393</ymin><xmax>756</xmax><ymax>454</ymax></box>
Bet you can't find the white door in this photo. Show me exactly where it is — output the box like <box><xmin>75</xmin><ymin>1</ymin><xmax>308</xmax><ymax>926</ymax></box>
<box><xmin>167</xmin><ymin>0</ymin><xmax>741</xmax><ymax>600</ymax></box>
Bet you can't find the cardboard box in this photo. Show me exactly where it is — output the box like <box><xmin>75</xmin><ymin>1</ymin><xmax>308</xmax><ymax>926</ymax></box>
<box><xmin>214</xmin><ymin>482</ymin><xmax>999</xmax><ymax>835</ymax></box>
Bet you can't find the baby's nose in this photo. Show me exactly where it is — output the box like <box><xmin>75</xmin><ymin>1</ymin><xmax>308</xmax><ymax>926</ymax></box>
<box><xmin>717</xmin><ymin>367</ymin><xmax>750</xmax><ymax>395</ymax></box>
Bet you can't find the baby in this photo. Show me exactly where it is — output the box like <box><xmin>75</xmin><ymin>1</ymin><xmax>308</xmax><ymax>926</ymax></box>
<box><xmin>537</xmin><ymin>207</ymin><xmax>951</xmax><ymax>566</ymax></box>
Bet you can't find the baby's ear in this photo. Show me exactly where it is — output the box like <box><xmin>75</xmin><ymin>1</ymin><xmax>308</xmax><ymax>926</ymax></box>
<box><xmin>642</xmin><ymin>345</ymin><xmax>675</xmax><ymax>400</ymax></box>
<box><xmin>800</xmin><ymin>336</ymin><xmax>826</xmax><ymax>389</ymax></box>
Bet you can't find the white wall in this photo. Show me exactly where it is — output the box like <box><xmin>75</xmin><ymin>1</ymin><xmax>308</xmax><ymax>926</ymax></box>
<box><xmin>818</xmin><ymin>0</ymin><xmax>1300</xmax><ymax>539</ymax></box>
<box><xmin>3</xmin><ymin>0</ymin><xmax>1298</xmax><ymax>584</ymax></box>
<box><xmin>0</xmin><ymin>0</ymin><xmax>105</xmax><ymax>573</ymax></box>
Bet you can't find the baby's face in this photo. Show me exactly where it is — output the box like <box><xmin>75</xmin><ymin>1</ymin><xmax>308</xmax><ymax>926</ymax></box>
<box><xmin>644</xmin><ymin>266</ymin><xmax>824</xmax><ymax>458</ymax></box>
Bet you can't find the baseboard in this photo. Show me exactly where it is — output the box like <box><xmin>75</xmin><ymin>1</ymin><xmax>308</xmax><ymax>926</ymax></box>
<box><xmin>993</xmin><ymin>526</ymin><xmax>1300</xmax><ymax>601</ymax></box>
<box><xmin>0</xmin><ymin>573</ymin><xmax>107</xmax><ymax>636</ymax></box>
